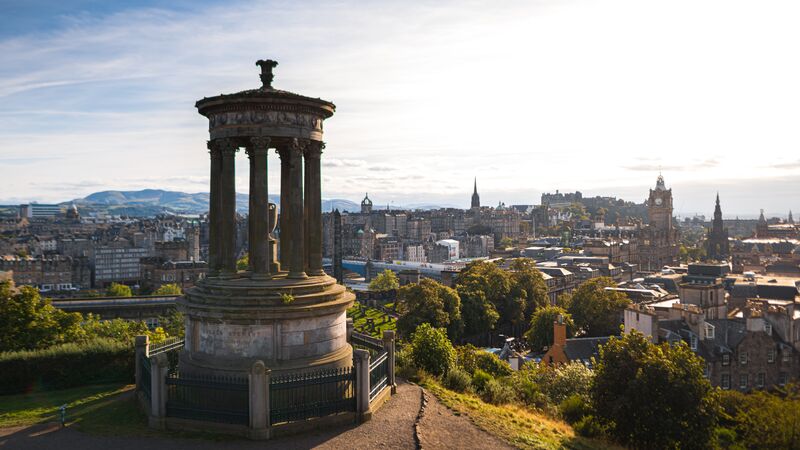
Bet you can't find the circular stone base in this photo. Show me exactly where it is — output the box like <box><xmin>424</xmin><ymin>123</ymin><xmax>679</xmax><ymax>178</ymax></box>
<box><xmin>177</xmin><ymin>272</ymin><xmax>355</xmax><ymax>377</ymax></box>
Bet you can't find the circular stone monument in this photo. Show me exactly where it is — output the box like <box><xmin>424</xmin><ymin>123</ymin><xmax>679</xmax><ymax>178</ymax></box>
<box><xmin>178</xmin><ymin>60</ymin><xmax>354</xmax><ymax>377</ymax></box>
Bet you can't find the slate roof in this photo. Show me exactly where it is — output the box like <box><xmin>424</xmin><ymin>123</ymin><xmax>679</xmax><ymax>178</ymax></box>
<box><xmin>564</xmin><ymin>336</ymin><xmax>611</xmax><ymax>367</ymax></box>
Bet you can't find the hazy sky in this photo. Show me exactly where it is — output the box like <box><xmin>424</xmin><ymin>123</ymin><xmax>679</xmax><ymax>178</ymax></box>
<box><xmin>1</xmin><ymin>0</ymin><xmax>799</xmax><ymax>218</ymax></box>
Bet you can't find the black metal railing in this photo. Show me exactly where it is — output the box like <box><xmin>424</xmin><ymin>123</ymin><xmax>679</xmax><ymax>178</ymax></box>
<box><xmin>269</xmin><ymin>367</ymin><xmax>355</xmax><ymax>425</ymax></box>
<box><xmin>149</xmin><ymin>337</ymin><xmax>184</xmax><ymax>355</ymax></box>
<box><xmin>165</xmin><ymin>373</ymin><xmax>249</xmax><ymax>425</ymax></box>
<box><xmin>351</xmin><ymin>332</ymin><xmax>383</xmax><ymax>356</ymax></box>
<box><xmin>140</xmin><ymin>352</ymin><xmax>151</xmax><ymax>401</ymax></box>
<box><xmin>369</xmin><ymin>350</ymin><xmax>389</xmax><ymax>401</ymax></box>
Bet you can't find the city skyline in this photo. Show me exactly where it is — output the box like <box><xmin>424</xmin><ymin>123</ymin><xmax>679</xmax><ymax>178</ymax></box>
<box><xmin>2</xmin><ymin>0</ymin><xmax>800</xmax><ymax>216</ymax></box>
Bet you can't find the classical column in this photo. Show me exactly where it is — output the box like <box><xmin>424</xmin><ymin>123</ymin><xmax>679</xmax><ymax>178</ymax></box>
<box><xmin>287</xmin><ymin>138</ymin><xmax>307</xmax><ymax>279</ymax></box>
<box><xmin>247</xmin><ymin>136</ymin><xmax>271</xmax><ymax>278</ymax></box>
<box><xmin>217</xmin><ymin>138</ymin><xmax>238</xmax><ymax>277</ymax></box>
<box><xmin>304</xmin><ymin>141</ymin><xmax>325</xmax><ymax>276</ymax></box>
<box><xmin>278</xmin><ymin>147</ymin><xmax>291</xmax><ymax>270</ymax></box>
<box><xmin>207</xmin><ymin>140</ymin><xmax>222</xmax><ymax>276</ymax></box>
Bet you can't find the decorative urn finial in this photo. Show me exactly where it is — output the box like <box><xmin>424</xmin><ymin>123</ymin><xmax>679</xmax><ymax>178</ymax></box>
<box><xmin>256</xmin><ymin>59</ymin><xmax>279</xmax><ymax>89</ymax></box>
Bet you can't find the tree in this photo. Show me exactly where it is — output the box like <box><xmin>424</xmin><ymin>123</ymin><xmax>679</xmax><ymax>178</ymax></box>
<box><xmin>565</xmin><ymin>277</ymin><xmax>630</xmax><ymax>337</ymax></box>
<box><xmin>154</xmin><ymin>283</ymin><xmax>182</xmax><ymax>295</ymax></box>
<box><xmin>82</xmin><ymin>314</ymin><xmax>148</xmax><ymax>342</ymax></box>
<box><xmin>509</xmin><ymin>258</ymin><xmax>549</xmax><ymax>319</ymax></box>
<box><xmin>458</xmin><ymin>288</ymin><xmax>499</xmax><ymax>337</ymax></box>
<box><xmin>499</xmin><ymin>236</ymin><xmax>514</xmax><ymax>248</ymax></box>
<box><xmin>369</xmin><ymin>269</ymin><xmax>399</xmax><ymax>292</ymax></box>
<box><xmin>592</xmin><ymin>330</ymin><xmax>717</xmax><ymax>449</ymax></box>
<box><xmin>408</xmin><ymin>323</ymin><xmax>456</xmax><ymax>377</ymax></box>
<box><xmin>397</xmin><ymin>278</ymin><xmax>463</xmax><ymax>340</ymax></box>
<box><xmin>0</xmin><ymin>281</ymin><xmax>85</xmax><ymax>352</ymax></box>
<box><xmin>106</xmin><ymin>282</ymin><xmax>132</xmax><ymax>297</ymax></box>
<box><xmin>525</xmin><ymin>306</ymin><xmax>574</xmax><ymax>352</ymax></box>
<box><xmin>455</xmin><ymin>261</ymin><xmax>513</xmax><ymax>333</ymax></box>
<box><xmin>730</xmin><ymin>385</ymin><xmax>800</xmax><ymax>449</ymax></box>
<box><xmin>237</xmin><ymin>253</ymin><xmax>249</xmax><ymax>271</ymax></box>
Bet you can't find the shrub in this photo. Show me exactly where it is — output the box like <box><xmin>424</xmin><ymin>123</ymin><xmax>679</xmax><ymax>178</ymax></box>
<box><xmin>409</xmin><ymin>323</ymin><xmax>455</xmax><ymax>377</ymax></box>
<box><xmin>0</xmin><ymin>338</ymin><xmax>134</xmax><ymax>394</ymax></box>
<box><xmin>443</xmin><ymin>367</ymin><xmax>472</xmax><ymax>392</ymax></box>
<box><xmin>481</xmin><ymin>379</ymin><xmax>516</xmax><ymax>405</ymax></box>
<box><xmin>455</xmin><ymin>344</ymin><xmax>479</xmax><ymax>374</ymax></box>
<box><xmin>472</xmin><ymin>369</ymin><xmax>493</xmax><ymax>392</ymax></box>
<box><xmin>474</xmin><ymin>351</ymin><xmax>513</xmax><ymax>377</ymax></box>
<box><xmin>573</xmin><ymin>414</ymin><xmax>606</xmax><ymax>438</ymax></box>
<box><xmin>559</xmin><ymin>394</ymin><xmax>589</xmax><ymax>424</ymax></box>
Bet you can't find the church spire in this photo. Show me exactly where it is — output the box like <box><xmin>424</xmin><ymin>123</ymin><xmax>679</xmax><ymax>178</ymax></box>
<box><xmin>790</xmin><ymin>210</ymin><xmax>794</xmax><ymax>224</ymax></box>
<box><xmin>471</xmin><ymin>177</ymin><xmax>480</xmax><ymax>209</ymax></box>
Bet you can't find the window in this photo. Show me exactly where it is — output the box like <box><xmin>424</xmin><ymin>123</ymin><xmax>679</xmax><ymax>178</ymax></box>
<box><xmin>740</xmin><ymin>352</ymin><xmax>748</xmax><ymax>365</ymax></box>
<box><xmin>757</xmin><ymin>373</ymin><xmax>765</xmax><ymax>388</ymax></box>
<box><xmin>704</xmin><ymin>364</ymin><xmax>710</xmax><ymax>379</ymax></box>
<box><xmin>768</xmin><ymin>348</ymin><xmax>776</xmax><ymax>363</ymax></box>
<box><xmin>779</xmin><ymin>373</ymin><xmax>788</xmax><ymax>386</ymax></box>
<box><xmin>739</xmin><ymin>374</ymin><xmax>748</xmax><ymax>390</ymax></box>
<box><xmin>690</xmin><ymin>335</ymin><xmax>698</xmax><ymax>351</ymax></box>
<box><xmin>783</xmin><ymin>351</ymin><xmax>791</xmax><ymax>364</ymax></box>
<box><xmin>765</xmin><ymin>322</ymin><xmax>772</xmax><ymax>336</ymax></box>
<box><xmin>705</xmin><ymin>323</ymin><xmax>715</xmax><ymax>340</ymax></box>
<box><xmin>721</xmin><ymin>374</ymin><xmax>730</xmax><ymax>389</ymax></box>
<box><xmin>722</xmin><ymin>354</ymin><xmax>730</xmax><ymax>366</ymax></box>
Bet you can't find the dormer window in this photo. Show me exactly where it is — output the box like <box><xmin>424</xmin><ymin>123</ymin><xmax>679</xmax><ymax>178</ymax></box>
<box><xmin>722</xmin><ymin>354</ymin><xmax>730</xmax><ymax>366</ymax></box>
<box><xmin>690</xmin><ymin>335</ymin><xmax>698</xmax><ymax>351</ymax></box>
<box><xmin>704</xmin><ymin>323</ymin><xmax>715</xmax><ymax>340</ymax></box>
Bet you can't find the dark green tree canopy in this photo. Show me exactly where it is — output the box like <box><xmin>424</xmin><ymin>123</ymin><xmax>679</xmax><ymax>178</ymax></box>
<box><xmin>369</xmin><ymin>269</ymin><xmax>400</xmax><ymax>292</ymax></box>
<box><xmin>397</xmin><ymin>278</ymin><xmax>463</xmax><ymax>340</ymax></box>
<box><xmin>563</xmin><ymin>277</ymin><xmax>630</xmax><ymax>337</ymax></box>
<box><xmin>525</xmin><ymin>306</ymin><xmax>574</xmax><ymax>352</ymax></box>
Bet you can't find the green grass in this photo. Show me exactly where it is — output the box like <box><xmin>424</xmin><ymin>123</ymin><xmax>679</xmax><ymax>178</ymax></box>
<box><xmin>347</xmin><ymin>301</ymin><xmax>396</xmax><ymax>338</ymax></box>
<box><xmin>420</xmin><ymin>378</ymin><xmax>621</xmax><ymax>450</ymax></box>
<box><xmin>0</xmin><ymin>383</ymin><xmax>133</xmax><ymax>428</ymax></box>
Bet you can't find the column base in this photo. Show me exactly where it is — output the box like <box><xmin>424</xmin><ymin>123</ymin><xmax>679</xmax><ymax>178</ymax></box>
<box><xmin>288</xmin><ymin>271</ymin><xmax>309</xmax><ymax>279</ymax></box>
<box><xmin>251</xmin><ymin>272</ymin><xmax>273</xmax><ymax>281</ymax></box>
<box><xmin>219</xmin><ymin>270</ymin><xmax>238</xmax><ymax>280</ymax></box>
<box><xmin>308</xmin><ymin>269</ymin><xmax>326</xmax><ymax>277</ymax></box>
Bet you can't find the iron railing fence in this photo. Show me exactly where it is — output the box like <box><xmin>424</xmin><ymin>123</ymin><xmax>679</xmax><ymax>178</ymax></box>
<box><xmin>351</xmin><ymin>332</ymin><xmax>384</xmax><ymax>357</ymax></box>
<box><xmin>165</xmin><ymin>372</ymin><xmax>249</xmax><ymax>425</ymax></box>
<box><xmin>269</xmin><ymin>367</ymin><xmax>355</xmax><ymax>425</ymax></box>
<box><xmin>149</xmin><ymin>337</ymin><xmax>184</xmax><ymax>355</ymax></box>
<box><xmin>369</xmin><ymin>350</ymin><xmax>389</xmax><ymax>401</ymax></box>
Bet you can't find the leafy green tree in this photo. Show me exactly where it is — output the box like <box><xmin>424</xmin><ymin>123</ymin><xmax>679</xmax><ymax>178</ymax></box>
<box><xmin>509</xmin><ymin>258</ymin><xmax>549</xmax><ymax>318</ymax></box>
<box><xmin>458</xmin><ymin>288</ymin><xmax>499</xmax><ymax>336</ymax></box>
<box><xmin>525</xmin><ymin>306</ymin><xmax>574</xmax><ymax>352</ymax></box>
<box><xmin>82</xmin><ymin>314</ymin><xmax>149</xmax><ymax>342</ymax></box>
<box><xmin>456</xmin><ymin>261</ymin><xmax>517</xmax><ymax>333</ymax></box>
<box><xmin>237</xmin><ymin>253</ymin><xmax>249</xmax><ymax>271</ymax></box>
<box><xmin>730</xmin><ymin>384</ymin><xmax>800</xmax><ymax>449</ymax></box>
<box><xmin>397</xmin><ymin>278</ymin><xmax>463</xmax><ymax>340</ymax></box>
<box><xmin>592</xmin><ymin>330</ymin><xmax>717</xmax><ymax>449</ymax></box>
<box><xmin>408</xmin><ymin>323</ymin><xmax>456</xmax><ymax>377</ymax></box>
<box><xmin>0</xmin><ymin>281</ymin><xmax>85</xmax><ymax>352</ymax></box>
<box><xmin>499</xmin><ymin>236</ymin><xmax>514</xmax><ymax>248</ymax></box>
<box><xmin>564</xmin><ymin>277</ymin><xmax>630</xmax><ymax>336</ymax></box>
<box><xmin>369</xmin><ymin>269</ymin><xmax>399</xmax><ymax>292</ymax></box>
<box><xmin>106</xmin><ymin>282</ymin><xmax>132</xmax><ymax>297</ymax></box>
<box><xmin>154</xmin><ymin>283</ymin><xmax>182</xmax><ymax>295</ymax></box>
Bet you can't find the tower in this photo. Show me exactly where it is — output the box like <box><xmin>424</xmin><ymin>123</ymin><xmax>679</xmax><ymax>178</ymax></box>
<box><xmin>638</xmin><ymin>174</ymin><xmax>679</xmax><ymax>271</ymax></box>
<box><xmin>756</xmin><ymin>209</ymin><xmax>768</xmax><ymax>238</ymax></box>
<box><xmin>361</xmin><ymin>193</ymin><xmax>373</xmax><ymax>214</ymax></box>
<box><xmin>471</xmin><ymin>178</ymin><xmax>480</xmax><ymax>209</ymax></box>
<box><xmin>706</xmin><ymin>193</ymin><xmax>730</xmax><ymax>260</ymax></box>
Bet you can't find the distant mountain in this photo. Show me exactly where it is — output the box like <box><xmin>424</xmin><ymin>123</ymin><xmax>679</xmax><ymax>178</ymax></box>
<box><xmin>68</xmin><ymin>189</ymin><xmax>361</xmax><ymax>216</ymax></box>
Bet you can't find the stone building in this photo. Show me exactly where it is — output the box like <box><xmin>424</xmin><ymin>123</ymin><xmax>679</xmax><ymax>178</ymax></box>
<box><xmin>638</xmin><ymin>175</ymin><xmax>679</xmax><ymax>271</ymax></box>
<box><xmin>706</xmin><ymin>194</ymin><xmax>730</xmax><ymax>261</ymax></box>
<box><xmin>140</xmin><ymin>258</ymin><xmax>207</xmax><ymax>292</ymax></box>
<box><xmin>0</xmin><ymin>255</ymin><xmax>76</xmax><ymax>291</ymax></box>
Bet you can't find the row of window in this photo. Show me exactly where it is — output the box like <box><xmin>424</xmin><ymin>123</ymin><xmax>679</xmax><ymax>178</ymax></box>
<box><xmin>721</xmin><ymin>350</ymin><xmax>791</xmax><ymax>366</ymax></box>
<box><xmin>720</xmin><ymin>372</ymin><xmax>788</xmax><ymax>390</ymax></box>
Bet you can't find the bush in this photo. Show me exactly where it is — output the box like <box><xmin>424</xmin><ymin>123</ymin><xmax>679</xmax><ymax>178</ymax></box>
<box><xmin>559</xmin><ymin>394</ymin><xmax>589</xmax><ymax>424</ymax></box>
<box><xmin>481</xmin><ymin>379</ymin><xmax>516</xmax><ymax>405</ymax></box>
<box><xmin>443</xmin><ymin>367</ymin><xmax>472</xmax><ymax>392</ymax></box>
<box><xmin>455</xmin><ymin>344</ymin><xmax>479</xmax><ymax>374</ymax></box>
<box><xmin>472</xmin><ymin>369</ymin><xmax>493</xmax><ymax>392</ymax></box>
<box><xmin>0</xmin><ymin>338</ymin><xmax>134</xmax><ymax>394</ymax></box>
<box><xmin>573</xmin><ymin>414</ymin><xmax>606</xmax><ymax>438</ymax></box>
<box><xmin>474</xmin><ymin>351</ymin><xmax>513</xmax><ymax>377</ymax></box>
<box><xmin>409</xmin><ymin>323</ymin><xmax>455</xmax><ymax>377</ymax></box>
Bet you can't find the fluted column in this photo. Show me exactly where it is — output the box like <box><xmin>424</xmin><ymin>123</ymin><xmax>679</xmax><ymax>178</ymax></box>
<box><xmin>278</xmin><ymin>146</ymin><xmax>291</xmax><ymax>270</ymax></box>
<box><xmin>207</xmin><ymin>140</ymin><xmax>221</xmax><ymax>276</ymax></box>
<box><xmin>247</xmin><ymin>136</ymin><xmax>271</xmax><ymax>278</ymax></box>
<box><xmin>304</xmin><ymin>141</ymin><xmax>324</xmax><ymax>276</ymax></box>
<box><xmin>218</xmin><ymin>138</ymin><xmax>238</xmax><ymax>277</ymax></box>
<box><xmin>287</xmin><ymin>138</ymin><xmax>307</xmax><ymax>279</ymax></box>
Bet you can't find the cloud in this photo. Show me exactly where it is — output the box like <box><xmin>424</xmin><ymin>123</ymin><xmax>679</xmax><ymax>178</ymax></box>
<box><xmin>622</xmin><ymin>159</ymin><xmax>719</xmax><ymax>172</ymax></box>
<box><xmin>322</xmin><ymin>158</ymin><xmax>367</xmax><ymax>168</ymax></box>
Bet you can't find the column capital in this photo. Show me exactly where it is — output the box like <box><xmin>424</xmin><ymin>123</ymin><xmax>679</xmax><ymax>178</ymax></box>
<box><xmin>247</xmin><ymin>136</ymin><xmax>271</xmax><ymax>157</ymax></box>
<box><xmin>304</xmin><ymin>140</ymin><xmax>324</xmax><ymax>159</ymax></box>
<box><xmin>287</xmin><ymin>137</ymin><xmax>310</xmax><ymax>158</ymax></box>
<box><xmin>210</xmin><ymin>138</ymin><xmax>238</xmax><ymax>157</ymax></box>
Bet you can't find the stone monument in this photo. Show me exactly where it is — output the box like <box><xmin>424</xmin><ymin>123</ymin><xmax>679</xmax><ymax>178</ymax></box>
<box><xmin>178</xmin><ymin>60</ymin><xmax>355</xmax><ymax>377</ymax></box>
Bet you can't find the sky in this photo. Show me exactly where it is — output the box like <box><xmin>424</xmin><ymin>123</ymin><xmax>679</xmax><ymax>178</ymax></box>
<box><xmin>1</xmin><ymin>0</ymin><xmax>799</xmax><ymax>218</ymax></box>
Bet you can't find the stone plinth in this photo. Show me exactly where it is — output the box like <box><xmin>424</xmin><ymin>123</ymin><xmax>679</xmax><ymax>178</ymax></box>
<box><xmin>178</xmin><ymin>273</ymin><xmax>354</xmax><ymax>377</ymax></box>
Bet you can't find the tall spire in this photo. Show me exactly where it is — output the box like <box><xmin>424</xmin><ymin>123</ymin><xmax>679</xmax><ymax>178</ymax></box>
<box><xmin>471</xmin><ymin>177</ymin><xmax>480</xmax><ymax>209</ymax></box>
<box><xmin>473</xmin><ymin>177</ymin><xmax>478</xmax><ymax>195</ymax></box>
<box><xmin>789</xmin><ymin>210</ymin><xmax>794</xmax><ymax>224</ymax></box>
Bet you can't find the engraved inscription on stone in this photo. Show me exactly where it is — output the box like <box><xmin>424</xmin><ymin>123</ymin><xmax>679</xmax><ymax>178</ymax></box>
<box><xmin>198</xmin><ymin>322</ymin><xmax>274</xmax><ymax>358</ymax></box>
<box><xmin>209</xmin><ymin>111</ymin><xmax>323</xmax><ymax>132</ymax></box>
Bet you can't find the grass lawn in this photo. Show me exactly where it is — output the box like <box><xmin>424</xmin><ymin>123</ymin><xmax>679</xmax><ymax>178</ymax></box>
<box><xmin>420</xmin><ymin>379</ymin><xmax>621</xmax><ymax>450</ymax></box>
<box><xmin>347</xmin><ymin>301</ymin><xmax>396</xmax><ymax>338</ymax></box>
<box><xmin>0</xmin><ymin>383</ymin><xmax>136</xmax><ymax>429</ymax></box>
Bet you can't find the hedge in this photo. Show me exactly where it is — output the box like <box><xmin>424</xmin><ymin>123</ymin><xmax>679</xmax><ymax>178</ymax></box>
<box><xmin>0</xmin><ymin>338</ymin><xmax>134</xmax><ymax>395</ymax></box>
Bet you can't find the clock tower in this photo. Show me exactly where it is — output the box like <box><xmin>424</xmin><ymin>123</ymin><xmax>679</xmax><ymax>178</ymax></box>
<box><xmin>639</xmin><ymin>174</ymin><xmax>679</xmax><ymax>271</ymax></box>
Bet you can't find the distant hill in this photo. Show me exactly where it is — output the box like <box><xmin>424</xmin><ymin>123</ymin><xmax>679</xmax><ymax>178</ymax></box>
<box><xmin>67</xmin><ymin>189</ymin><xmax>361</xmax><ymax>216</ymax></box>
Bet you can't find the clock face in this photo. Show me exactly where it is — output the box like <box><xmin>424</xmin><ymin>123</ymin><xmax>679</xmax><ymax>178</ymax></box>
<box><xmin>655</xmin><ymin>197</ymin><xmax>663</xmax><ymax>206</ymax></box>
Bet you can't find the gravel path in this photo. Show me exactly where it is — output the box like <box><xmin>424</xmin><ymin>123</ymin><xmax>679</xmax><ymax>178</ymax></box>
<box><xmin>0</xmin><ymin>381</ymin><xmax>510</xmax><ymax>450</ymax></box>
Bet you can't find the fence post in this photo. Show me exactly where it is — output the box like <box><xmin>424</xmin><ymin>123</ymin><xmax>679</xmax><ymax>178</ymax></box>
<box><xmin>134</xmin><ymin>335</ymin><xmax>149</xmax><ymax>393</ymax></box>
<box><xmin>248</xmin><ymin>360</ymin><xmax>270</xmax><ymax>440</ymax></box>
<box><xmin>382</xmin><ymin>329</ymin><xmax>396</xmax><ymax>395</ymax></box>
<box><xmin>346</xmin><ymin>317</ymin><xmax>354</xmax><ymax>342</ymax></box>
<box><xmin>354</xmin><ymin>349</ymin><xmax>371</xmax><ymax>422</ymax></box>
<box><xmin>148</xmin><ymin>353</ymin><xmax>168</xmax><ymax>430</ymax></box>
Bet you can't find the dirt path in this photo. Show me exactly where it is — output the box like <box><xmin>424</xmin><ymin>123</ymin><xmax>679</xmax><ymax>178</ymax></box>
<box><xmin>416</xmin><ymin>389</ymin><xmax>514</xmax><ymax>450</ymax></box>
<box><xmin>0</xmin><ymin>381</ymin><xmax>511</xmax><ymax>450</ymax></box>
